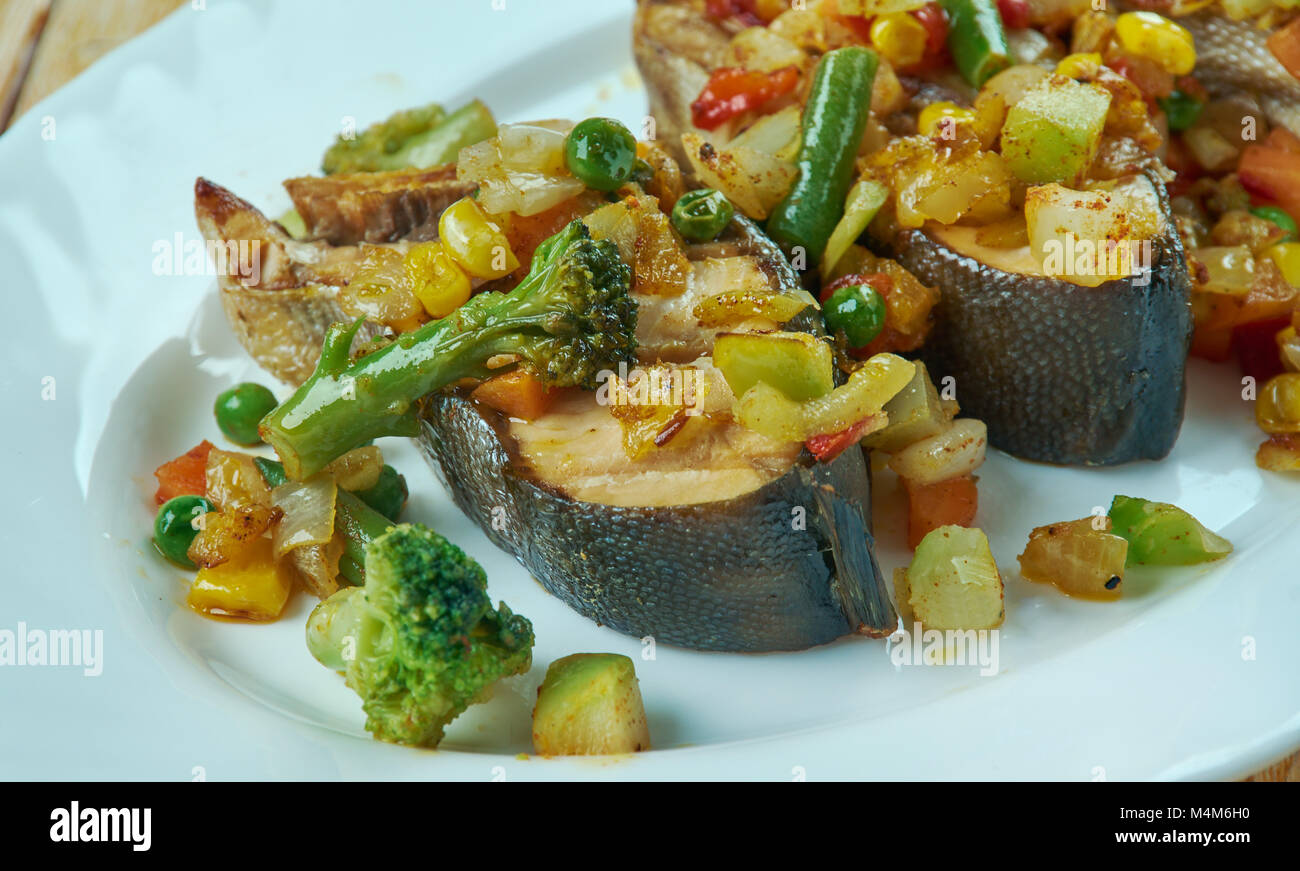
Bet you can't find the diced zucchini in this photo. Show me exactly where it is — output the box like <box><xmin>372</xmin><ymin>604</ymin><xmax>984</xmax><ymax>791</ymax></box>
<box><xmin>532</xmin><ymin>653</ymin><xmax>651</xmax><ymax>756</ymax></box>
<box><xmin>187</xmin><ymin>536</ymin><xmax>292</xmax><ymax>621</ymax></box>
<box><xmin>1000</xmin><ymin>75</ymin><xmax>1110</xmax><ymax>186</ymax></box>
<box><xmin>1017</xmin><ymin>517</ymin><xmax>1128</xmax><ymax>600</ymax></box>
<box><xmin>713</xmin><ymin>331</ymin><xmax>834</xmax><ymax>402</ymax></box>
<box><xmin>862</xmin><ymin>360</ymin><xmax>950</xmax><ymax>452</ymax></box>
<box><xmin>1107</xmin><ymin>496</ymin><xmax>1233</xmax><ymax>565</ymax></box>
<box><xmin>905</xmin><ymin>525</ymin><xmax>1004</xmax><ymax>630</ymax></box>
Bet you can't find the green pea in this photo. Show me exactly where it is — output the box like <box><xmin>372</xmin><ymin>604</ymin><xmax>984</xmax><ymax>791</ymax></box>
<box><xmin>671</xmin><ymin>188</ymin><xmax>735</xmax><ymax>242</ymax></box>
<box><xmin>822</xmin><ymin>283</ymin><xmax>886</xmax><ymax>348</ymax></box>
<box><xmin>214</xmin><ymin>382</ymin><xmax>278</xmax><ymax>445</ymax></box>
<box><xmin>564</xmin><ymin>117</ymin><xmax>637</xmax><ymax>192</ymax></box>
<box><xmin>1250</xmin><ymin>205</ymin><xmax>1297</xmax><ymax>243</ymax></box>
<box><xmin>154</xmin><ymin>495</ymin><xmax>214</xmax><ymax>568</ymax></box>
<box><xmin>1158</xmin><ymin>90</ymin><xmax>1203</xmax><ymax>132</ymax></box>
<box><xmin>353</xmin><ymin>464</ymin><xmax>408</xmax><ymax>521</ymax></box>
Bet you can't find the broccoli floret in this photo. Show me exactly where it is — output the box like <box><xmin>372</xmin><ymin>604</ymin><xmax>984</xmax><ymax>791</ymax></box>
<box><xmin>321</xmin><ymin>100</ymin><xmax>497</xmax><ymax>174</ymax></box>
<box><xmin>306</xmin><ymin>523</ymin><xmax>534</xmax><ymax>747</ymax></box>
<box><xmin>260</xmin><ymin>219</ymin><xmax>636</xmax><ymax>479</ymax></box>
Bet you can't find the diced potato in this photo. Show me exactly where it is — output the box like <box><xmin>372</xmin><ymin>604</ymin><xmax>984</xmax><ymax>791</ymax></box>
<box><xmin>1257</xmin><ymin>433</ymin><xmax>1300</xmax><ymax>471</ymax></box>
<box><xmin>905</xmin><ymin>526</ymin><xmax>1004</xmax><ymax>630</ymax></box>
<box><xmin>187</xmin><ymin>536</ymin><xmax>293</xmax><ymax>622</ymax></box>
<box><xmin>1025</xmin><ymin>177</ymin><xmax>1164</xmax><ymax>286</ymax></box>
<box><xmin>1000</xmin><ymin>75</ymin><xmax>1110</xmax><ymax>186</ymax></box>
<box><xmin>532</xmin><ymin>654</ymin><xmax>651</xmax><ymax>756</ymax></box>
<box><xmin>1017</xmin><ymin>517</ymin><xmax>1127</xmax><ymax>600</ymax></box>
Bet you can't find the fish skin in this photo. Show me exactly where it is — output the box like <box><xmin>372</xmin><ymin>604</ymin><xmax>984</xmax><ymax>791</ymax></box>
<box><xmin>418</xmin><ymin>391</ymin><xmax>893</xmax><ymax>652</ymax></box>
<box><xmin>888</xmin><ymin>174</ymin><xmax>1193</xmax><ymax>466</ymax></box>
<box><xmin>1174</xmin><ymin>11</ymin><xmax>1300</xmax><ymax>137</ymax></box>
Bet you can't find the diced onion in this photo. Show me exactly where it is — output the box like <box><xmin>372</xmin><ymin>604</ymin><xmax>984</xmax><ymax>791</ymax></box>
<box><xmin>205</xmin><ymin>449</ymin><xmax>272</xmax><ymax>510</ymax></box>
<box><xmin>271</xmin><ymin>476</ymin><xmax>337</xmax><ymax>560</ymax></box>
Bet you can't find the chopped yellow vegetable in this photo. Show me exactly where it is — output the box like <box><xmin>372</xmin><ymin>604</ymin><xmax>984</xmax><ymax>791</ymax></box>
<box><xmin>406</xmin><ymin>241</ymin><xmax>472</xmax><ymax>318</ymax></box>
<box><xmin>869</xmin><ymin>12</ymin><xmax>928</xmax><ymax>69</ymax></box>
<box><xmin>1257</xmin><ymin>373</ymin><xmax>1300</xmax><ymax>434</ymax></box>
<box><xmin>1265</xmin><ymin>242</ymin><xmax>1300</xmax><ymax>287</ymax></box>
<box><xmin>437</xmin><ymin>197</ymin><xmax>519</xmax><ymax>279</ymax></box>
<box><xmin>187</xmin><ymin>536</ymin><xmax>293</xmax><ymax>622</ymax></box>
<box><xmin>1115</xmin><ymin>11</ymin><xmax>1196</xmax><ymax>76</ymax></box>
<box><xmin>917</xmin><ymin>102</ymin><xmax>976</xmax><ymax>138</ymax></box>
<box><xmin>1054</xmin><ymin>52</ymin><xmax>1102</xmax><ymax>80</ymax></box>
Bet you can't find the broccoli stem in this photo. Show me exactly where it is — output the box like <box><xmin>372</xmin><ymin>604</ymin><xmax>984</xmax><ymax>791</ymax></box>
<box><xmin>258</xmin><ymin>312</ymin><xmax>517</xmax><ymax>480</ymax></box>
<box><xmin>259</xmin><ymin>219</ymin><xmax>636</xmax><ymax>480</ymax></box>
<box><xmin>255</xmin><ymin>457</ymin><xmax>394</xmax><ymax>585</ymax></box>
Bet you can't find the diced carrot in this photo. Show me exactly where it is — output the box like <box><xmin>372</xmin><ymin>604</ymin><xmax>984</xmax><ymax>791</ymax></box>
<box><xmin>502</xmin><ymin>193</ymin><xmax>602</xmax><ymax>282</ymax></box>
<box><xmin>1266</xmin><ymin>16</ymin><xmax>1300</xmax><ymax>80</ymax></box>
<box><xmin>1238</xmin><ymin>145</ymin><xmax>1300</xmax><ymax>223</ymax></box>
<box><xmin>1265</xmin><ymin>127</ymin><xmax>1300</xmax><ymax>155</ymax></box>
<box><xmin>904</xmin><ymin>474</ymin><xmax>978</xmax><ymax>550</ymax></box>
<box><xmin>471</xmin><ymin>369</ymin><xmax>556</xmax><ymax>421</ymax></box>
<box><xmin>153</xmin><ymin>440</ymin><xmax>215</xmax><ymax>505</ymax></box>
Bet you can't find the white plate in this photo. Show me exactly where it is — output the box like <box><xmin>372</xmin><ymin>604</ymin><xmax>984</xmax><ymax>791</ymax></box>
<box><xmin>1</xmin><ymin>0</ymin><xmax>1297</xmax><ymax>781</ymax></box>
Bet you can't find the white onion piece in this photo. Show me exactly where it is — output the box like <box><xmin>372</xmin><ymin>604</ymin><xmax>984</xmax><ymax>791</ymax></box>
<box><xmin>271</xmin><ymin>476</ymin><xmax>337</xmax><ymax>560</ymax></box>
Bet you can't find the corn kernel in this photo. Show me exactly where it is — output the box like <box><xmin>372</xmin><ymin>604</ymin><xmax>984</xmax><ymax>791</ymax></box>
<box><xmin>870</xmin><ymin>12</ymin><xmax>928</xmax><ymax>69</ymax></box>
<box><xmin>1278</xmin><ymin>326</ymin><xmax>1300</xmax><ymax>372</ymax></box>
<box><xmin>405</xmin><ymin>241</ymin><xmax>472</xmax><ymax>318</ymax></box>
<box><xmin>917</xmin><ymin>101</ymin><xmax>976</xmax><ymax>138</ymax></box>
<box><xmin>1257</xmin><ymin>373</ymin><xmax>1300</xmax><ymax>434</ymax></box>
<box><xmin>1265</xmin><ymin>241</ymin><xmax>1300</xmax><ymax>286</ymax></box>
<box><xmin>1056</xmin><ymin>52</ymin><xmax>1103</xmax><ymax>80</ymax></box>
<box><xmin>1115</xmin><ymin>11</ymin><xmax>1196</xmax><ymax>76</ymax></box>
<box><xmin>187</xmin><ymin>536</ymin><xmax>292</xmax><ymax>621</ymax></box>
<box><xmin>438</xmin><ymin>197</ymin><xmax>520</xmax><ymax>280</ymax></box>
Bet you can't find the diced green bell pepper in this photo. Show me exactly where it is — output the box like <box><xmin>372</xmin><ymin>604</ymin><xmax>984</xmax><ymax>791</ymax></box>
<box><xmin>713</xmin><ymin>331</ymin><xmax>834</xmax><ymax>402</ymax></box>
<box><xmin>1000</xmin><ymin>76</ymin><xmax>1111</xmax><ymax>186</ymax></box>
<box><xmin>1107</xmin><ymin>495</ymin><xmax>1233</xmax><ymax>565</ymax></box>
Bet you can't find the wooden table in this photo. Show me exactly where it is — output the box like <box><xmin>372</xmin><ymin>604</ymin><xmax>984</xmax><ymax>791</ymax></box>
<box><xmin>1</xmin><ymin>0</ymin><xmax>1295</xmax><ymax>782</ymax></box>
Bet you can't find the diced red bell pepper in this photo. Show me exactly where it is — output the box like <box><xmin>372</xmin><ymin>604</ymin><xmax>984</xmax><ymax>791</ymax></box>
<box><xmin>153</xmin><ymin>440</ymin><xmax>214</xmax><ymax>505</ymax></box>
<box><xmin>911</xmin><ymin>3</ymin><xmax>951</xmax><ymax>71</ymax></box>
<box><xmin>691</xmin><ymin>65</ymin><xmax>801</xmax><ymax>131</ymax></box>
<box><xmin>1239</xmin><ymin>145</ymin><xmax>1300</xmax><ymax>224</ymax></box>
<box><xmin>996</xmin><ymin>0</ymin><xmax>1030</xmax><ymax>30</ymax></box>
<box><xmin>1233</xmin><ymin>316</ymin><xmax>1292</xmax><ymax>384</ymax></box>
<box><xmin>806</xmin><ymin>415</ymin><xmax>879</xmax><ymax>462</ymax></box>
<box><xmin>904</xmin><ymin>474</ymin><xmax>979</xmax><ymax>550</ymax></box>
